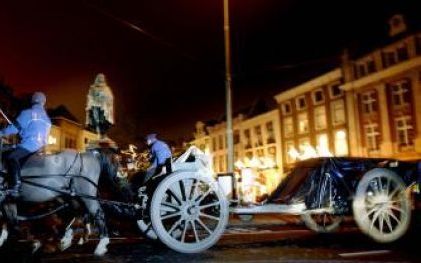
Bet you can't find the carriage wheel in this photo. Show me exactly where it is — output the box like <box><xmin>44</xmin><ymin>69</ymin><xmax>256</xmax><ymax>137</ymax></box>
<box><xmin>353</xmin><ymin>168</ymin><xmax>411</xmax><ymax>243</ymax></box>
<box><xmin>301</xmin><ymin>213</ymin><xmax>343</xmax><ymax>233</ymax></box>
<box><xmin>150</xmin><ymin>171</ymin><xmax>229</xmax><ymax>253</ymax></box>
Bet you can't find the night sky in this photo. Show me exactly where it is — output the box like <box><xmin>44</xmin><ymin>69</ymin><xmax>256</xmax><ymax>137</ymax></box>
<box><xmin>0</xmin><ymin>0</ymin><xmax>419</xmax><ymax>146</ymax></box>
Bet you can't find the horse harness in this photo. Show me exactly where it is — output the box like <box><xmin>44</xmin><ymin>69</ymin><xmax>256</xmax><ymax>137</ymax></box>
<box><xmin>20</xmin><ymin>152</ymin><xmax>98</xmax><ymax>197</ymax></box>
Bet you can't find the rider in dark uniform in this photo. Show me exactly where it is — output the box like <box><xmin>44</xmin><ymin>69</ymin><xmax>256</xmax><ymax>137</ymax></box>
<box><xmin>144</xmin><ymin>134</ymin><xmax>172</xmax><ymax>183</ymax></box>
<box><xmin>0</xmin><ymin>92</ymin><xmax>51</xmax><ymax>197</ymax></box>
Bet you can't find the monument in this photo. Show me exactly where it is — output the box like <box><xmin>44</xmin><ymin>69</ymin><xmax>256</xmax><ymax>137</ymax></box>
<box><xmin>86</xmin><ymin>73</ymin><xmax>114</xmax><ymax>138</ymax></box>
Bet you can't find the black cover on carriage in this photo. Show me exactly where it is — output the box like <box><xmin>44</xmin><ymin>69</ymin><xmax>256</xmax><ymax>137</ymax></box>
<box><xmin>267</xmin><ymin>157</ymin><xmax>419</xmax><ymax>214</ymax></box>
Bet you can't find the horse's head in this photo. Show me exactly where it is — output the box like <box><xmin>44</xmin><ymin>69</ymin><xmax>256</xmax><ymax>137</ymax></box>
<box><xmin>92</xmin><ymin>147</ymin><xmax>122</xmax><ymax>182</ymax></box>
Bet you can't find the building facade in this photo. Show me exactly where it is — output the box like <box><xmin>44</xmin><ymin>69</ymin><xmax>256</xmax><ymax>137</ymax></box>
<box><xmin>190</xmin><ymin>109</ymin><xmax>283</xmax><ymax>192</ymax></box>
<box><xmin>47</xmin><ymin>114</ymin><xmax>99</xmax><ymax>153</ymax></box>
<box><xmin>274</xmin><ymin>69</ymin><xmax>349</xmax><ymax>170</ymax></box>
<box><xmin>342</xmin><ymin>31</ymin><xmax>421</xmax><ymax>160</ymax></box>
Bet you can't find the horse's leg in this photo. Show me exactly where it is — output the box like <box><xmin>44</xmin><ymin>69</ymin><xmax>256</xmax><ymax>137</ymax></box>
<box><xmin>59</xmin><ymin>217</ymin><xmax>75</xmax><ymax>251</ymax></box>
<box><xmin>0</xmin><ymin>222</ymin><xmax>8</xmax><ymax>247</ymax></box>
<box><xmin>81</xmin><ymin>199</ymin><xmax>109</xmax><ymax>256</ymax></box>
<box><xmin>77</xmin><ymin>214</ymin><xmax>92</xmax><ymax>246</ymax></box>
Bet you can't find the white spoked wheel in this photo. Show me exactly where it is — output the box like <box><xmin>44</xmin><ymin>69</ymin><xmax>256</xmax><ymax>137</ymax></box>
<box><xmin>301</xmin><ymin>213</ymin><xmax>343</xmax><ymax>233</ymax></box>
<box><xmin>150</xmin><ymin>171</ymin><xmax>229</xmax><ymax>253</ymax></box>
<box><xmin>353</xmin><ymin>168</ymin><xmax>411</xmax><ymax>243</ymax></box>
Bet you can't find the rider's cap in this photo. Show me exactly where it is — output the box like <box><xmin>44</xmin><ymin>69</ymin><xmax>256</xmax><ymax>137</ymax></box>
<box><xmin>145</xmin><ymin>133</ymin><xmax>157</xmax><ymax>141</ymax></box>
<box><xmin>32</xmin><ymin>92</ymin><xmax>46</xmax><ymax>106</ymax></box>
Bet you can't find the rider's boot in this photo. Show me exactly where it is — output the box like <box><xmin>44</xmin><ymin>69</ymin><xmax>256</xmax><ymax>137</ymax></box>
<box><xmin>7</xmin><ymin>164</ymin><xmax>21</xmax><ymax>198</ymax></box>
<box><xmin>8</xmin><ymin>180</ymin><xmax>21</xmax><ymax>198</ymax></box>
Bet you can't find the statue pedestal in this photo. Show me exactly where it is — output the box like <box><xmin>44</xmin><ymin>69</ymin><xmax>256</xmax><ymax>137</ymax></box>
<box><xmin>87</xmin><ymin>137</ymin><xmax>118</xmax><ymax>150</ymax></box>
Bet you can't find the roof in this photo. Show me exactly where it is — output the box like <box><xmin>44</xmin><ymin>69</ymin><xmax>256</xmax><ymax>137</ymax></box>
<box><xmin>47</xmin><ymin>105</ymin><xmax>80</xmax><ymax>124</ymax></box>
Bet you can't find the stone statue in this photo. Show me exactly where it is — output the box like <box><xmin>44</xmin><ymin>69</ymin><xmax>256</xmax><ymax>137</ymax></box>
<box><xmin>86</xmin><ymin>73</ymin><xmax>114</xmax><ymax>136</ymax></box>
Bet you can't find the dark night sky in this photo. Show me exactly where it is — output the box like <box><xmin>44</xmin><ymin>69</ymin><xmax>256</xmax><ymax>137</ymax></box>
<box><xmin>0</xmin><ymin>0</ymin><xmax>419</xmax><ymax>146</ymax></box>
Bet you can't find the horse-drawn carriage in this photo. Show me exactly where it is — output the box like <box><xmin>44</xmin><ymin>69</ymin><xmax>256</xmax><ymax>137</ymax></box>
<box><xmin>0</xmin><ymin>145</ymin><xmax>418</xmax><ymax>256</ymax></box>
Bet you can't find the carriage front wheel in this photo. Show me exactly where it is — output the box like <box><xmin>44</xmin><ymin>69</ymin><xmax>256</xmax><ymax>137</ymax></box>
<box><xmin>352</xmin><ymin>168</ymin><xmax>411</xmax><ymax>243</ymax></box>
<box><xmin>150</xmin><ymin>171</ymin><xmax>229</xmax><ymax>253</ymax></box>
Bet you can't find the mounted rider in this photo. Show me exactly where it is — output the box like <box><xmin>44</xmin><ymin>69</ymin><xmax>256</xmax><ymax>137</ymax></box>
<box><xmin>0</xmin><ymin>92</ymin><xmax>51</xmax><ymax>197</ymax></box>
<box><xmin>144</xmin><ymin>133</ymin><xmax>172</xmax><ymax>183</ymax></box>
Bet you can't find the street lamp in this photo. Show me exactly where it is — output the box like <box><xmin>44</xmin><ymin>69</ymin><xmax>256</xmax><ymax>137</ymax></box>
<box><xmin>223</xmin><ymin>0</ymin><xmax>234</xmax><ymax>173</ymax></box>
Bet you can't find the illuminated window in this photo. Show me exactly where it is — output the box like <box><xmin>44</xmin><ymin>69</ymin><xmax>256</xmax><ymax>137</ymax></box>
<box><xmin>364</xmin><ymin>123</ymin><xmax>380</xmax><ymax>152</ymax></box>
<box><xmin>390</xmin><ymin>80</ymin><xmax>411</xmax><ymax>107</ymax></box>
<box><xmin>298</xmin><ymin>113</ymin><xmax>309</xmax><ymax>134</ymax></box>
<box><xmin>334</xmin><ymin>130</ymin><xmax>348</xmax><ymax>156</ymax></box>
<box><xmin>361</xmin><ymin>90</ymin><xmax>377</xmax><ymax>114</ymax></box>
<box><xmin>295</xmin><ymin>95</ymin><xmax>307</xmax><ymax>111</ymax></box>
<box><xmin>331</xmin><ymin>99</ymin><xmax>346</xmax><ymax>125</ymax></box>
<box><xmin>395</xmin><ymin>116</ymin><xmax>414</xmax><ymax>147</ymax></box>
<box><xmin>312</xmin><ymin>89</ymin><xmax>324</xmax><ymax>105</ymax></box>
<box><xmin>281</xmin><ymin>101</ymin><xmax>292</xmax><ymax>115</ymax></box>
<box><xmin>285</xmin><ymin>141</ymin><xmax>296</xmax><ymax>164</ymax></box>
<box><xmin>283</xmin><ymin>117</ymin><xmax>294</xmax><ymax>138</ymax></box>
<box><xmin>268</xmin><ymin>146</ymin><xmax>277</xmax><ymax>163</ymax></box>
<box><xmin>316</xmin><ymin>133</ymin><xmax>330</xmax><ymax>156</ymax></box>
<box><xmin>314</xmin><ymin>106</ymin><xmax>327</xmax><ymax>130</ymax></box>
<box><xmin>48</xmin><ymin>135</ymin><xmax>57</xmax><ymax>145</ymax></box>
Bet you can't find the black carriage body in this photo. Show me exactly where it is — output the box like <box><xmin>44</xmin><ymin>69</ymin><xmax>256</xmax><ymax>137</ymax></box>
<box><xmin>268</xmin><ymin>157</ymin><xmax>419</xmax><ymax>215</ymax></box>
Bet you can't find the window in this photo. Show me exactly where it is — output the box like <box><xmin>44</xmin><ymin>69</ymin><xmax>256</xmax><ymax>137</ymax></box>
<box><xmin>316</xmin><ymin>133</ymin><xmax>330</xmax><ymax>156</ymax></box>
<box><xmin>285</xmin><ymin>141</ymin><xmax>296</xmax><ymax>164</ymax></box>
<box><xmin>298</xmin><ymin>113</ymin><xmax>309</xmax><ymax>134</ymax></box>
<box><xmin>212</xmin><ymin>137</ymin><xmax>217</xmax><ymax>151</ymax></box>
<box><xmin>382</xmin><ymin>51</ymin><xmax>396</xmax><ymax>67</ymax></box>
<box><xmin>367</xmin><ymin>59</ymin><xmax>376</xmax><ymax>74</ymax></box>
<box><xmin>330</xmin><ymin>83</ymin><xmax>343</xmax><ymax>98</ymax></box>
<box><xmin>334</xmin><ymin>130</ymin><xmax>348</xmax><ymax>156</ymax></box>
<box><xmin>84</xmin><ymin>138</ymin><xmax>89</xmax><ymax>144</ymax></box>
<box><xmin>390</xmin><ymin>80</ymin><xmax>411</xmax><ymax>107</ymax></box>
<box><xmin>283</xmin><ymin>117</ymin><xmax>294</xmax><ymax>138</ymax></box>
<box><xmin>267</xmin><ymin>146</ymin><xmax>277</xmax><ymax>164</ymax></box>
<box><xmin>218</xmin><ymin>134</ymin><xmax>224</xmax><ymax>150</ymax></box>
<box><xmin>213</xmin><ymin>156</ymin><xmax>218</xmax><ymax>172</ymax></box>
<box><xmin>254</xmin><ymin>125</ymin><xmax>263</xmax><ymax>147</ymax></box>
<box><xmin>364</xmin><ymin>123</ymin><xmax>380</xmax><ymax>152</ymax></box>
<box><xmin>234</xmin><ymin>130</ymin><xmax>240</xmax><ymax>145</ymax></box>
<box><xmin>314</xmin><ymin>106</ymin><xmax>327</xmax><ymax>130</ymax></box>
<box><xmin>397</xmin><ymin>45</ymin><xmax>409</xmax><ymax>61</ymax></box>
<box><xmin>243</xmin><ymin>129</ymin><xmax>251</xmax><ymax>149</ymax></box>
<box><xmin>416</xmin><ymin>36</ymin><xmax>421</xmax><ymax>55</ymax></box>
<box><xmin>361</xmin><ymin>90</ymin><xmax>377</xmax><ymax>114</ymax></box>
<box><xmin>265</xmin><ymin>121</ymin><xmax>275</xmax><ymax>144</ymax></box>
<box><xmin>281</xmin><ymin>101</ymin><xmax>292</xmax><ymax>115</ymax></box>
<box><xmin>295</xmin><ymin>95</ymin><xmax>307</xmax><ymax>111</ymax></box>
<box><xmin>312</xmin><ymin>89</ymin><xmax>324</xmax><ymax>104</ymax></box>
<box><xmin>395</xmin><ymin>116</ymin><xmax>414</xmax><ymax>147</ymax></box>
<box><xmin>219</xmin><ymin>155</ymin><xmax>225</xmax><ymax>172</ymax></box>
<box><xmin>331</xmin><ymin>100</ymin><xmax>346</xmax><ymax>125</ymax></box>
<box><xmin>298</xmin><ymin>137</ymin><xmax>314</xmax><ymax>158</ymax></box>
<box><xmin>358</xmin><ymin>64</ymin><xmax>366</xmax><ymax>77</ymax></box>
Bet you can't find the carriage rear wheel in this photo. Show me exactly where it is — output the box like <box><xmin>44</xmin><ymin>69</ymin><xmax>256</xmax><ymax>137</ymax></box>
<box><xmin>150</xmin><ymin>171</ymin><xmax>228</xmax><ymax>253</ymax></box>
<box><xmin>353</xmin><ymin>168</ymin><xmax>411</xmax><ymax>243</ymax></box>
<box><xmin>301</xmin><ymin>213</ymin><xmax>343</xmax><ymax>233</ymax></box>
